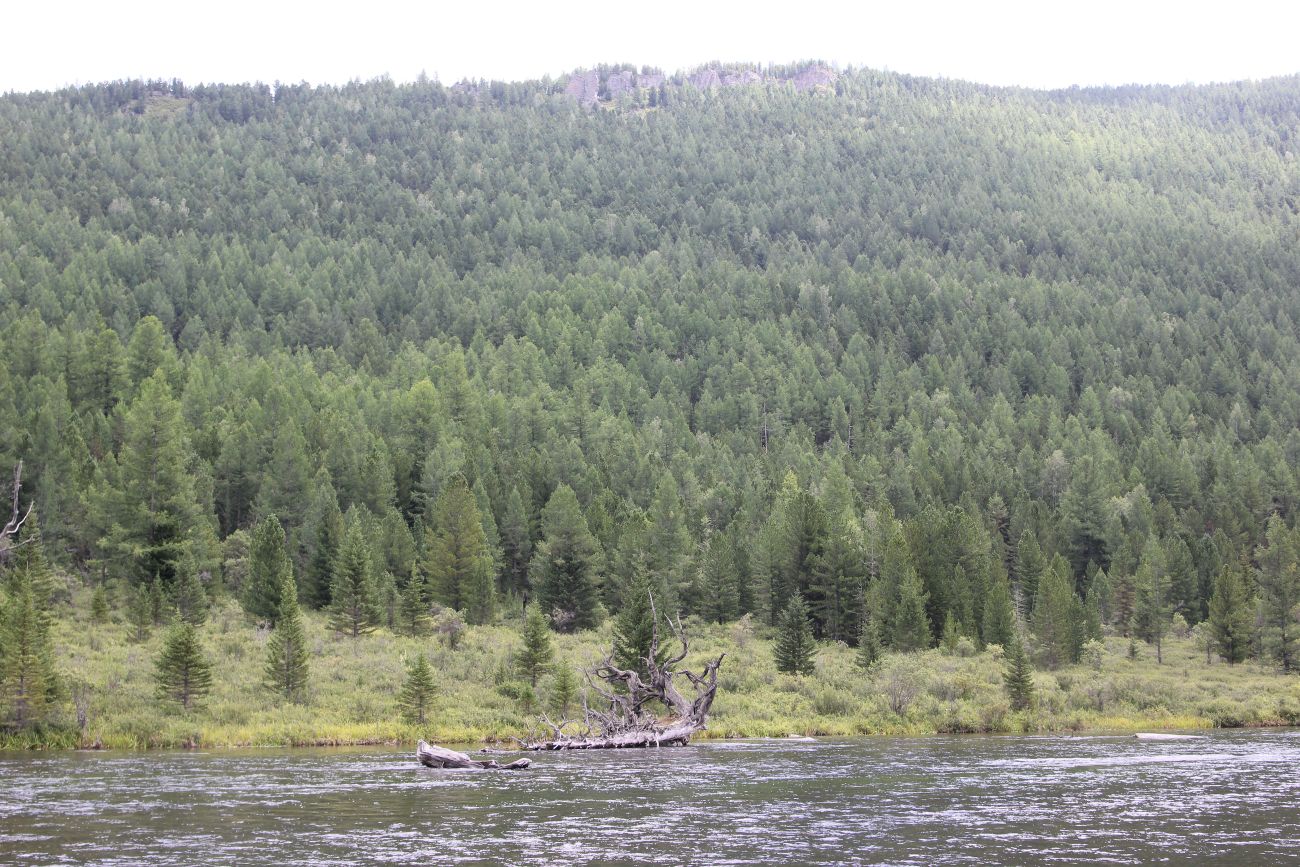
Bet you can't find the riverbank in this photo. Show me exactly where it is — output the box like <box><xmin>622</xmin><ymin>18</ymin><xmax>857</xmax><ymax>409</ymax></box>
<box><xmin>5</xmin><ymin>587</ymin><xmax>1299</xmax><ymax>750</ymax></box>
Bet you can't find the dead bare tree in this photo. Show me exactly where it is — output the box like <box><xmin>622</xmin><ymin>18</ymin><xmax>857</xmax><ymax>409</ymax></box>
<box><xmin>0</xmin><ymin>460</ymin><xmax>34</xmax><ymax>564</ymax></box>
<box><xmin>517</xmin><ymin>599</ymin><xmax>725</xmax><ymax>750</ymax></box>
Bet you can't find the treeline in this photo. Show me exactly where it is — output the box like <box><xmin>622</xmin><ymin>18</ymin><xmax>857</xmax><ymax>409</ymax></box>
<box><xmin>3</xmin><ymin>66</ymin><xmax>1300</xmax><ymax>728</ymax></box>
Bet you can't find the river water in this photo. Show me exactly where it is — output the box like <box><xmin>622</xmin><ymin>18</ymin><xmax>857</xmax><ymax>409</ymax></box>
<box><xmin>3</xmin><ymin>730</ymin><xmax>1298</xmax><ymax>865</ymax></box>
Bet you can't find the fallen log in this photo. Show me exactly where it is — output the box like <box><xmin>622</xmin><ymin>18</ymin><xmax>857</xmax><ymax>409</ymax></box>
<box><xmin>516</xmin><ymin>593</ymin><xmax>724</xmax><ymax>751</ymax></box>
<box><xmin>417</xmin><ymin>740</ymin><xmax>530</xmax><ymax>770</ymax></box>
<box><xmin>1134</xmin><ymin>732</ymin><xmax>1207</xmax><ymax>741</ymax></box>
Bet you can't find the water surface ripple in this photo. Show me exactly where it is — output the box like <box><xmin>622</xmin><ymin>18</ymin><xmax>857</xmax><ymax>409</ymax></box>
<box><xmin>3</xmin><ymin>730</ymin><xmax>1297</xmax><ymax>864</ymax></box>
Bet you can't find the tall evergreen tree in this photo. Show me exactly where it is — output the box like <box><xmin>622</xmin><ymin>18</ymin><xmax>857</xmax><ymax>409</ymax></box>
<box><xmin>399</xmin><ymin>654</ymin><xmax>436</xmax><ymax>725</ymax></box>
<box><xmin>774</xmin><ymin>594</ymin><xmax>817</xmax><ymax>676</ymax></box>
<box><xmin>516</xmin><ymin>607</ymin><xmax>554</xmax><ymax>686</ymax></box>
<box><xmin>981</xmin><ymin>573</ymin><xmax>1016</xmax><ymax>649</ymax></box>
<box><xmin>1003</xmin><ymin>637</ymin><xmax>1035</xmax><ymax>711</ymax></box>
<box><xmin>500</xmin><ymin>485</ymin><xmax>533</xmax><ymax>603</ymax></box>
<box><xmin>0</xmin><ymin>555</ymin><xmax>58</xmax><ymax>727</ymax></box>
<box><xmin>1014</xmin><ymin>532</ymin><xmax>1046</xmax><ymax>617</ymax></box>
<box><xmin>400</xmin><ymin>571</ymin><xmax>431</xmax><ymax>636</ymax></box>
<box><xmin>303</xmin><ymin>472</ymin><xmax>344</xmax><ymax>609</ymax></box>
<box><xmin>611</xmin><ymin>582</ymin><xmax>670</xmax><ymax>680</ymax></box>
<box><xmin>1033</xmin><ymin>555</ymin><xmax>1082</xmax><ymax>668</ymax></box>
<box><xmin>244</xmin><ymin>515</ymin><xmax>291</xmax><ymax>624</ymax></box>
<box><xmin>104</xmin><ymin>374</ymin><xmax>203</xmax><ymax>591</ymax></box>
<box><xmin>1255</xmin><ymin>515</ymin><xmax>1300</xmax><ymax>672</ymax></box>
<box><xmin>1133</xmin><ymin>537</ymin><xmax>1172</xmax><ymax>664</ymax></box>
<box><xmin>424</xmin><ymin>474</ymin><xmax>495</xmax><ymax>625</ymax></box>
<box><xmin>264</xmin><ymin>572</ymin><xmax>310</xmax><ymax>702</ymax></box>
<box><xmin>329</xmin><ymin>523</ymin><xmax>380</xmax><ymax>637</ymax></box>
<box><xmin>1208</xmin><ymin>560</ymin><xmax>1253</xmax><ymax>665</ymax></box>
<box><xmin>170</xmin><ymin>559</ymin><xmax>208</xmax><ymax>626</ymax></box>
<box><xmin>155</xmin><ymin>622</ymin><xmax>213</xmax><ymax>710</ymax></box>
<box><xmin>531</xmin><ymin>484</ymin><xmax>602</xmax><ymax>632</ymax></box>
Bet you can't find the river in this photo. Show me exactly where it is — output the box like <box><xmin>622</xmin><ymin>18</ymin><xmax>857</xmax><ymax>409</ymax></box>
<box><xmin>3</xmin><ymin>730</ymin><xmax>1298</xmax><ymax>864</ymax></box>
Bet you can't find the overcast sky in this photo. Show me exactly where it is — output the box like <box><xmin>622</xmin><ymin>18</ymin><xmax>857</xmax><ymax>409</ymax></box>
<box><xmin>6</xmin><ymin>0</ymin><xmax>1299</xmax><ymax>94</ymax></box>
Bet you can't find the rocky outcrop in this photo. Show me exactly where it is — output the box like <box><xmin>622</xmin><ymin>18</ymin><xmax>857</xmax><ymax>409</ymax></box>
<box><xmin>791</xmin><ymin>64</ymin><xmax>837</xmax><ymax>92</ymax></box>
<box><xmin>558</xmin><ymin>63</ymin><xmax>840</xmax><ymax>106</ymax></box>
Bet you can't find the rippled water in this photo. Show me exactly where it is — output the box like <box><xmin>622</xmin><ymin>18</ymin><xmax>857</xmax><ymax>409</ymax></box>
<box><xmin>3</xmin><ymin>730</ymin><xmax>1298</xmax><ymax>865</ymax></box>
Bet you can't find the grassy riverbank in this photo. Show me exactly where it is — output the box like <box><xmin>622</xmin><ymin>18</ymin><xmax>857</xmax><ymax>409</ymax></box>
<box><xmin>6</xmin><ymin>585</ymin><xmax>1300</xmax><ymax>750</ymax></box>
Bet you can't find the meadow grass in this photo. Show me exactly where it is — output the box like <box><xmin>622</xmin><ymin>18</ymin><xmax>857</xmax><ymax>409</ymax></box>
<box><xmin>6</xmin><ymin>584</ymin><xmax>1299</xmax><ymax>750</ymax></box>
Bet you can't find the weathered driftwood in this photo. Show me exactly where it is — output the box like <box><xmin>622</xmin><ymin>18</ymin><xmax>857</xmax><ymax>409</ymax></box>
<box><xmin>518</xmin><ymin>597</ymin><xmax>725</xmax><ymax>751</ymax></box>
<box><xmin>1134</xmin><ymin>732</ymin><xmax>1207</xmax><ymax>741</ymax></box>
<box><xmin>417</xmin><ymin>740</ymin><xmax>531</xmax><ymax>770</ymax></box>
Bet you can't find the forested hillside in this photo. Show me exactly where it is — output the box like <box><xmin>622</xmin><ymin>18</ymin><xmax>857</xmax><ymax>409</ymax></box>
<box><xmin>3</xmin><ymin>64</ymin><xmax>1300</xmax><ymax>724</ymax></box>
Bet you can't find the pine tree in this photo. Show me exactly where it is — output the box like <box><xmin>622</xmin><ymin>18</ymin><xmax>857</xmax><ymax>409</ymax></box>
<box><xmin>809</xmin><ymin>508</ymin><xmax>866</xmax><ymax>643</ymax></box>
<box><xmin>500</xmin><ymin>485</ymin><xmax>533</xmax><ymax>603</ymax></box>
<box><xmin>171</xmin><ymin>561</ymin><xmax>208</xmax><ymax>625</ymax></box>
<box><xmin>400</xmin><ymin>571</ymin><xmax>431</xmax><ymax>636</ymax></box>
<box><xmin>1033</xmin><ymin>555</ymin><xmax>1082</xmax><ymax>668</ymax></box>
<box><xmin>303</xmin><ymin>475</ymin><xmax>344</xmax><ymax>609</ymax></box>
<box><xmin>1014</xmin><ymin>533</ymin><xmax>1046</xmax><ymax>616</ymax></box>
<box><xmin>1255</xmin><ymin>515</ymin><xmax>1300</xmax><ymax>672</ymax></box>
<box><xmin>1208</xmin><ymin>560</ymin><xmax>1253</xmax><ymax>665</ymax></box>
<box><xmin>329</xmin><ymin>523</ymin><xmax>380</xmax><ymax>637</ymax></box>
<box><xmin>890</xmin><ymin>560</ymin><xmax>932</xmax><ymax>652</ymax></box>
<box><xmin>774</xmin><ymin>594</ymin><xmax>816</xmax><ymax>676</ymax></box>
<box><xmin>127</xmin><ymin>583</ymin><xmax>153</xmax><ymax>641</ymax></box>
<box><xmin>981</xmin><ymin>574</ymin><xmax>1016</xmax><ymax>649</ymax></box>
<box><xmin>244</xmin><ymin>515</ymin><xmax>291</xmax><ymax>624</ymax></box>
<box><xmin>700</xmin><ymin>526</ymin><xmax>740</xmax><ymax>624</ymax></box>
<box><xmin>531</xmin><ymin>484</ymin><xmax>602</xmax><ymax>632</ymax></box>
<box><xmin>1133</xmin><ymin>537</ymin><xmax>1172</xmax><ymax>664</ymax></box>
<box><xmin>612</xmin><ymin>581</ymin><xmax>670</xmax><ymax>679</ymax></box>
<box><xmin>155</xmin><ymin>622</ymin><xmax>213</xmax><ymax>710</ymax></box>
<box><xmin>516</xmin><ymin>606</ymin><xmax>554</xmax><ymax>686</ymax></box>
<box><xmin>264</xmin><ymin>572</ymin><xmax>310</xmax><ymax>702</ymax></box>
<box><xmin>399</xmin><ymin>654</ymin><xmax>436</xmax><ymax>725</ymax></box>
<box><xmin>104</xmin><ymin>374</ymin><xmax>203</xmax><ymax>591</ymax></box>
<box><xmin>547</xmin><ymin>661</ymin><xmax>579</xmax><ymax>718</ymax></box>
<box><xmin>424</xmin><ymin>474</ymin><xmax>495</xmax><ymax>625</ymax></box>
<box><xmin>1003</xmin><ymin>637</ymin><xmax>1035</xmax><ymax>711</ymax></box>
<box><xmin>856</xmin><ymin>612</ymin><xmax>883</xmax><ymax>670</ymax></box>
<box><xmin>90</xmin><ymin>583</ymin><xmax>110</xmax><ymax>624</ymax></box>
<box><xmin>0</xmin><ymin>558</ymin><xmax>58</xmax><ymax>727</ymax></box>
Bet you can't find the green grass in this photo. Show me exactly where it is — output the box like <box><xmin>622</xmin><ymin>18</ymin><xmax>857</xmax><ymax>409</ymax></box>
<box><xmin>6</xmin><ymin>584</ymin><xmax>1299</xmax><ymax>750</ymax></box>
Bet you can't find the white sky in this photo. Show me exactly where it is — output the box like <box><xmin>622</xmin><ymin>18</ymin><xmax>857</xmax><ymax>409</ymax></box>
<box><xmin>5</xmin><ymin>0</ymin><xmax>1299</xmax><ymax>94</ymax></box>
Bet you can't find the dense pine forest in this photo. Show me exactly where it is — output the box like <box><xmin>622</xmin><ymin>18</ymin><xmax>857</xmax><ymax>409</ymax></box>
<box><xmin>2</xmin><ymin>63</ymin><xmax>1300</xmax><ymax>741</ymax></box>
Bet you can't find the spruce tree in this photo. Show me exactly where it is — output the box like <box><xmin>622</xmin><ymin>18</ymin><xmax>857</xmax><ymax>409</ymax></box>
<box><xmin>981</xmin><ymin>574</ymin><xmax>1016</xmax><ymax>649</ymax></box>
<box><xmin>856</xmin><ymin>612</ymin><xmax>883</xmax><ymax>670</ymax></box>
<box><xmin>244</xmin><ymin>515</ymin><xmax>291</xmax><ymax>624</ymax></box>
<box><xmin>171</xmin><ymin>561</ymin><xmax>208</xmax><ymax>625</ymax></box>
<box><xmin>611</xmin><ymin>582</ymin><xmax>670</xmax><ymax>679</ymax></box>
<box><xmin>890</xmin><ymin>561</ymin><xmax>932</xmax><ymax>652</ymax></box>
<box><xmin>105</xmin><ymin>374</ymin><xmax>202</xmax><ymax>590</ymax></box>
<box><xmin>0</xmin><ymin>560</ymin><xmax>58</xmax><ymax>727</ymax></box>
<box><xmin>1255</xmin><ymin>515</ymin><xmax>1300</xmax><ymax>672</ymax></box>
<box><xmin>303</xmin><ymin>476</ymin><xmax>344</xmax><ymax>609</ymax></box>
<box><xmin>500</xmin><ymin>485</ymin><xmax>533</xmax><ymax>602</ymax></box>
<box><xmin>1033</xmin><ymin>555</ymin><xmax>1082</xmax><ymax>668</ymax></box>
<box><xmin>90</xmin><ymin>583</ymin><xmax>110</xmax><ymax>624</ymax></box>
<box><xmin>399</xmin><ymin>654</ymin><xmax>436</xmax><ymax>725</ymax></box>
<box><xmin>1133</xmin><ymin>538</ymin><xmax>1171</xmax><ymax>664</ymax></box>
<box><xmin>531</xmin><ymin>484</ymin><xmax>601</xmax><ymax>632</ymax></box>
<box><xmin>127</xmin><ymin>583</ymin><xmax>153</xmax><ymax>642</ymax></box>
<box><xmin>424</xmin><ymin>474</ymin><xmax>496</xmax><ymax>625</ymax></box>
<box><xmin>548</xmin><ymin>661</ymin><xmax>579</xmax><ymax>718</ymax></box>
<box><xmin>329</xmin><ymin>523</ymin><xmax>380</xmax><ymax>636</ymax></box>
<box><xmin>516</xmin><ymin>606</ymin><xmax>554</xmax><ymax>686</ymax></box>
<box><xmin>155</xmin><ymin>622</ymin><xmax>213</xmax><ymax>710</ymax></box>
<box><xmin>264</xmin><ymin>572</ymin><xmax>310</xmax><ymax>702</ymax></box>
<box><xmin>1003</xmin><ymin>637</ymin><xmax>1035</xmax><ymax>711</ymax></box>
<box><xmin>400</xmin><ymin>571</ymin><xmax>431</xmax><ymax>636</ymax></box>
<box><xmin>774</xmin><ymin>594</ymin><xmax>817</xmax><ymax>676</ymax></box>
<box><xmin>1208</xmin><ymin>560</ymin><xmax>1253</xmax><ymax>664</ymax></box>
<box><xmin>1014</xmin><ymin>533</ymin><xmax>1046</xmax><ymax>616</ymax></box>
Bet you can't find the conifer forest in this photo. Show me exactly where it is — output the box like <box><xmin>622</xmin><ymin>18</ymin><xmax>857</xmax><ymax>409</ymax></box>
<box><xmin>2</xmin><ymin>64</ymin><xmax>1300</xmax><ymax>746</ymax></box>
